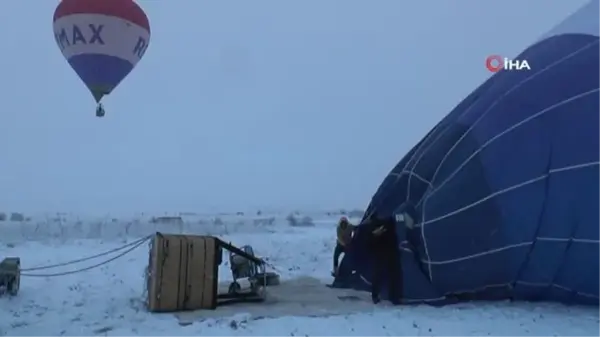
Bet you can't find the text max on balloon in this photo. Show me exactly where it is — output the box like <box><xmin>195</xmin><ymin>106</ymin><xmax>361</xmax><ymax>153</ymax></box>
<box><xmin>54</xmin><ymin>19</ymin><xmax>148</xmax><ymax>61</ymax></box>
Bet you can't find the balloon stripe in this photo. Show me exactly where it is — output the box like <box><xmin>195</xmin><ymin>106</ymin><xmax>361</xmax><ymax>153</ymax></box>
<box><xmin>53</xmin><ymin>0</ymin><xmax>150</xmax><ymax>33</ymax></box>
<box><xmin>68</xmin><ymin>54</ymin><xmax>134</xmax><ymax>94</ymax></box>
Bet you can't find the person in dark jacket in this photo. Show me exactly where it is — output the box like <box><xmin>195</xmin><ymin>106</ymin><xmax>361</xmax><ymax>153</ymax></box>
<box><xmin>369</xmin><ymin>212</ymin><xmax>402</xmax><ymax>305</ymax></box>
<box><xmin>332</xmin><ymin>216</ymin><xmax>357</xmax><ymax>276</ymax></box>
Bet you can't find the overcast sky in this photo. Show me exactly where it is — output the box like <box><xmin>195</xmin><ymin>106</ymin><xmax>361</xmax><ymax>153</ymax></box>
<box><xmin>0</xmin><ymin>1</ymin><xmax>589</xmax><ymax>215</ymax></box>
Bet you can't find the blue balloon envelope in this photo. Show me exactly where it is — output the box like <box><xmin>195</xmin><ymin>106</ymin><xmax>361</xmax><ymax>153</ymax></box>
<box><xmin>333</xmin><ymin>1</ymin><xmax>599</xmax><ymax>306</ymax></box>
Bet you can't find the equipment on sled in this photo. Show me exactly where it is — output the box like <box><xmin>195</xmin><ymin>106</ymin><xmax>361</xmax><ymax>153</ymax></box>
<box><xmin>0</xmin><ymin>257</ymin><xmax>20</xmax><ymax>296</ymax></box>
<box><xmin>227</xmin><ymin>245</ymin><xmax>280</xmax><ymax>297</ymax></box>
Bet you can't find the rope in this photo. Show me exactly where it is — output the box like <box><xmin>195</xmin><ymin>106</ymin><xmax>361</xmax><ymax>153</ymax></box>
<box><xmin>0</xmin><ymin>236</ymin><xmax>152</xmax><ymax>277</ymax></box>
<box><xmin>3</xmin><ymin>236</ymin><xmax>282</xmax><ymax>279</ymax></box>
<box><xmin>21</xmin><ymin>235</ymin><xmax>152</xmax><ymax>271</ymax></box>
<box><xmin>20</xmin><ymin>237</ymin><xmax>150</xmax><ymax>277</ymax></box>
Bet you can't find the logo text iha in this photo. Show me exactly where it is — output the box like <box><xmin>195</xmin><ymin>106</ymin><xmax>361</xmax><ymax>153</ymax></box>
<box><xmin>486</xmin><ymin>55</ymin><xmax>531</xmax><ymax>73</ymax></box>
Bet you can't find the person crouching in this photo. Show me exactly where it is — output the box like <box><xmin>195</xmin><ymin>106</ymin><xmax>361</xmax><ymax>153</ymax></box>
<box><xmin>333</xmin><ymin>216</ymin><xmax>356</xmax><ymax>276</ymax></box>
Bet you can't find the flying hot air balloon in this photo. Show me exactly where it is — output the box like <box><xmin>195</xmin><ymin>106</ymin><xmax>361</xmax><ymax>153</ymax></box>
<box><xmin>53</xmin><ymin>0</ymin><xmax>151</xmax><ymax>117</ymax></box>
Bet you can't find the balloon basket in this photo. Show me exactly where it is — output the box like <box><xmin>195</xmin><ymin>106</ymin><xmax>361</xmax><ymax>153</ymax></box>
<box><xmin>95</xmin><ymin>104</ymin><xmax>105</xmax><ymax>118</ymax></box>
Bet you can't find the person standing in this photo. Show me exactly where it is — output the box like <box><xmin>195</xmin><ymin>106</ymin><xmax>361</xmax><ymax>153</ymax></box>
<box><xmin>369</xmin><ymin>213</ymin><xmax>402</xmax><ymax>305</ymax></box>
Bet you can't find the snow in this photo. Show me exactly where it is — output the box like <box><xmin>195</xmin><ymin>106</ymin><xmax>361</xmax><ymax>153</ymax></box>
<box><xmin>0</xmin><ymin>213</ymin><xmax>598</xmax><ymax>336</ymax></box>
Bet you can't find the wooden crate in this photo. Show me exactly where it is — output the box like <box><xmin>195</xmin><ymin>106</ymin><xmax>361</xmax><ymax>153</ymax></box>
<box><xmin>146</xmin><ymin>233</ymin><xmax>221</xmax><ymax>312</ymax></box>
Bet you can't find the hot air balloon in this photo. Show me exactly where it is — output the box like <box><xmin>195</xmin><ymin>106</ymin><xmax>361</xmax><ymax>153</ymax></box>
<box><xmin>333</xmin><ymin>0</ymin><xmax>599</xmax><ymax>306</ymax></box>
<box><xmin>53</xmin><ymin>0</ymin><xmax>151</xmax><ymax>117</ymax></box>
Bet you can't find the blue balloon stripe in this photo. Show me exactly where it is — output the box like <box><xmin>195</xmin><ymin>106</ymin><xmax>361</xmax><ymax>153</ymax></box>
<box><xmin>68</xmin><ymin>54</ymin><xmax>134</xmax><ymax>94</ymax></box>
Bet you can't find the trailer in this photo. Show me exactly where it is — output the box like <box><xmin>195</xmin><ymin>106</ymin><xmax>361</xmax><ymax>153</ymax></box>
<box><xmin>0</xmin><ymin>257</ymin><xmax>20</xmax><ymax>296</ymax></box>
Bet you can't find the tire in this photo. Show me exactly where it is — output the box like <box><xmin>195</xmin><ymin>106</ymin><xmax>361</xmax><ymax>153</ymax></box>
<box><xmin>8</xmin><ymin>275</ymin><xmax>19</xmax><ymax>296</ymax></box>
<box><xmin>228</xmin><ymin>281</ymin><xmax>241</xmax><ymax>294</ymax></box>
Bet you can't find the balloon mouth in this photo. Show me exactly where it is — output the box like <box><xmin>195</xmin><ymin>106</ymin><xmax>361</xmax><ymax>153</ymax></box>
<box><xmin>88</xmin><ymin>85</ymin><xmax>112</xmax><ymax>103</ymax></box>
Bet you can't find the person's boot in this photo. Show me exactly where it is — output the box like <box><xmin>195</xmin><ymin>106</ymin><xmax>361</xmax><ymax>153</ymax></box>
<box><xmin>371</xmin><ymin>294</ymin><xmax>380</xmax><ymax>304</ymax></box>
<box><xmin>388</xmin><ymin>288</ymin><xmax>401</xmax><ymax>305</ymax></box>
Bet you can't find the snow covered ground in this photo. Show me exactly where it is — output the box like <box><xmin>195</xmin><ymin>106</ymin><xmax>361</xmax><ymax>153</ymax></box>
<box><xmin>0</xmin><ymin>212</ymin><xmax>598</xmax><ymax>336</ymax></box>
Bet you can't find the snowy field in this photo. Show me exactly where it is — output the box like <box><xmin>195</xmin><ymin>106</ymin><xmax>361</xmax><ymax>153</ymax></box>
<box><xmin>0</xmin><ymin>212</ymin><xmax>598</xmax><ymax>336</ymax></box>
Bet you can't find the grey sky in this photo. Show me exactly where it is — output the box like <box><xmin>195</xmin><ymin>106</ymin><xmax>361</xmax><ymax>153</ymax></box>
<box><xmin>0</xmin><ymin>1</ymin><xmax>588</xmax><ymax>214</ymax></box>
